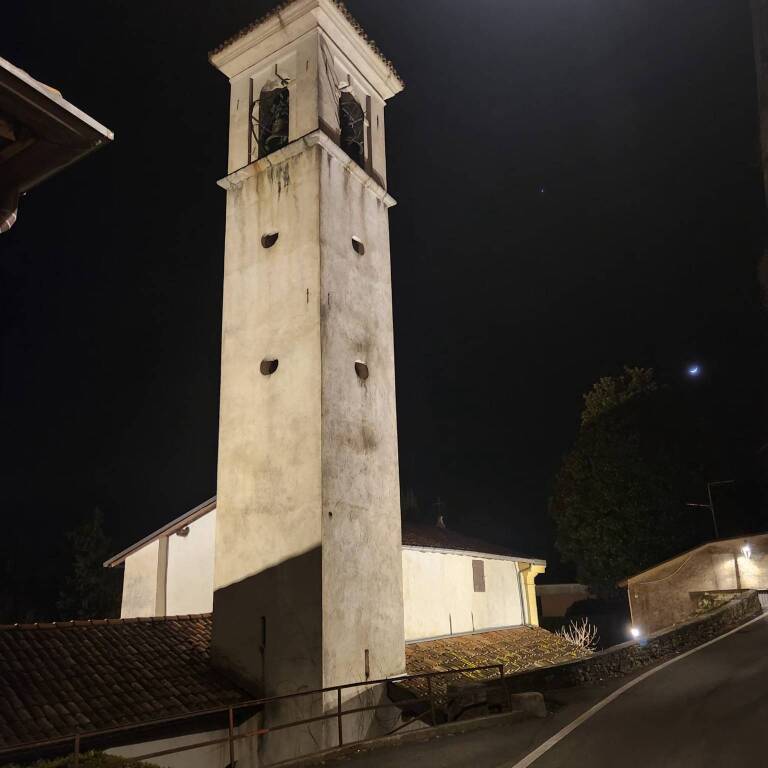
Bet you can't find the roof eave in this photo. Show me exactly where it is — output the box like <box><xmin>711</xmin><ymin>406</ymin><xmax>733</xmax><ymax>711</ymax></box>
<box><xmin>401</xmin><ymin>544</ymin><xmax>546</xmax><ymax>566</ymax></box>
<box><xmin>208</xmin><ymin>0</ymin><xmax>403</xmax><ymax>98</ymax></box>
<box><xmin>103</xmin><ymin>497</ymin><xmax>217</xmax><ymax>568</ymax></box>
<box><xmin>619</xmin><ymin>530</ymin><xmax>768</xmax><ymax>586</ymax></box>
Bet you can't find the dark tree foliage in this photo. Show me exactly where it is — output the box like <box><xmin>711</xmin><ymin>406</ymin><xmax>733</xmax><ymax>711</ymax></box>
<box><xmin>57</xmin><ymin>509</ymin><xmax>122</xmax><ymax>620</ymax></box>
<box><xmin>400</xmin><ymin>487</ymin><xmax>421</xmax><ymax>522</ymax></box>
<box><xmin>550</xmin><ymin>368</ymin><xmax>711</xmax><ymax>594</ymax></box>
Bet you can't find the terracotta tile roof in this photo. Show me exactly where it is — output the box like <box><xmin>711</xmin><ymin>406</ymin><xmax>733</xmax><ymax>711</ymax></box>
<box><xmin>208</xmin><ymin>0</ymin><xmax>403</xmax><ymax>88</ymax></box>
<box><xmin>401</xmin><ymin>523</ymin><xmax>543</xmax><ymax>562</ymax></box>
<box><xmin>401</xmin><ymin>626</ymin><xmax>589</xmax><ymax>702</ymax></box>
<box><xmin>0</xmin><ymin>614</ymin><xmax>249</xmax><ymax>750</ymax></box>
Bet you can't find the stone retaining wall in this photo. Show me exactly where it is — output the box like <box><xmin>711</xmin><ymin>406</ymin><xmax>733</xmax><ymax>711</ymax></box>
<box><xmin>503</xmin><ymin>589</ymin><xmax>762</xmax><ymax>693</ymax></box>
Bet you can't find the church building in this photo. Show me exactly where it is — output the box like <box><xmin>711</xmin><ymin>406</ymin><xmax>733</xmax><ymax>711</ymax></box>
<box><xmin>108</xmin><ymin>497</ymin><xmax>545</xmax><ymax>643</ymax></box>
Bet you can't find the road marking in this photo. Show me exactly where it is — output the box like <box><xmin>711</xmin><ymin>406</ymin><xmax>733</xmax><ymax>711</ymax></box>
<box><xmin>499</xmin><ymin>610</ymin><xmax>768</xmax><ymax>768</ymax></box>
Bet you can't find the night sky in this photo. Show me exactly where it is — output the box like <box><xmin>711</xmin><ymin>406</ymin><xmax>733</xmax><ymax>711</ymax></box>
<box><xmin>2</xmin><ymin>0</ymin><xmax>766</xmax><ymax>599</ymax></box>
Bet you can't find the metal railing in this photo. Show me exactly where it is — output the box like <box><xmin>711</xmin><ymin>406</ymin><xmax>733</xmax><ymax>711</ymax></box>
<box><xmin>1</xmin><ymin>662</ymin><xmax>513</xmax><ymax>766</ymax></box>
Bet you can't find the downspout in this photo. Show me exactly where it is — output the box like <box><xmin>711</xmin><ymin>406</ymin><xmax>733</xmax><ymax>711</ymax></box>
<box><xmin>515</xmin><ymin>562</ymin><xmax>528</xmax><ymax>625</ymax></box>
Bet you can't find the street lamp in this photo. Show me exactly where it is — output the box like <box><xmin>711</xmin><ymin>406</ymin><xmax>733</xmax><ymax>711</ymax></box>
<box><xmin>686</xmin><ymin>479</ymin><xmax>735</xmax><ymax>539</ymax></box>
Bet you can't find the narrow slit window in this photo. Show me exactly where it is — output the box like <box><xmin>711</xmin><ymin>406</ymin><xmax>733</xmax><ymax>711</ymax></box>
<box><xmin>351</xmin><ymin>236</ymin><xmax>365</xmax><ymax>256</ymax></box>
<box><xmin>472</xmin><ymin>560</ymin><xmax>485</xmax><ymax>593</ymax></box>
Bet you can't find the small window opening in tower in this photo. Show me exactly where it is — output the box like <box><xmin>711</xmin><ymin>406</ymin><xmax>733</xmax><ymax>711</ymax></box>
<box><xmin>339</xmin><ymin>92</ymin><xmax>365</xmax><ymax>167</ymax></box>
<box><xmin>261</xmin><ymin>231</ymin><xmax>279</xmax><ymax>248</ymax></box>
<box><xmin>260</xmin><ymin>358</ymin><xmax>279</xmax><ymax>376</ymax></box>
<box><xmin>351</xmin><ymin>236</ymin><xmax>365</xmax><ymax>256</ymax></box>
<box><xmin>355</xmin><ymin>361</ymin><xmax>369</xmax><ymax>381</ymax></box>
<box><xmin>258</xmin><ymin>86</ymin><xmax>289</xmax><ymax>157</ymax></box>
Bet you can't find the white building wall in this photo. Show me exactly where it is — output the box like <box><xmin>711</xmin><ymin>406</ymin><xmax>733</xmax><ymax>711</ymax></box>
<box><xmin>121</xmin><ymin>539</ymin><xmax>161</xmax><ymax>619</ymax></box>
<box><xmin>402</xmin><ymin>548</ymin><xmax>526</xmax><ymax>642</ymax></box>
<box><xmin>119</xmin><ymin>512</ymin><xmax>535</xmax><ymax>644</ymax></box>
<box><xmin>167</xmin><ymin>510</ymin><xmax>217</xmax><ymax>615</ymax></box>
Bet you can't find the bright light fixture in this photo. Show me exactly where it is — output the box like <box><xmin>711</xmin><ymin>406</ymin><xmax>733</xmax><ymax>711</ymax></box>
<box><xmin>741</xmin><ymin>543</ymin><xmax>752</xmax><ymax>559</ymax></box>
<box><xmin>630</xmin><ymin>627</ymin><xmax>641</xmax><ymax>639</ymax></box>
<box><xmin>687</xmin><ymin>364</ymin><xmax>701</xmax><ymax>377</ymax></box>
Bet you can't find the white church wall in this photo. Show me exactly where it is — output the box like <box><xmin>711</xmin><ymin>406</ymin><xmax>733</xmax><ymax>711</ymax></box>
<box><xmin>401</xmin><ymin>548</ymin><xmax>526</xmax><ymax>642</ymax></box>
<box><xmin>166</xmin><ymin>509</ymin><xmax>216</xmax><ymax>615</ymax></box>
<box><xmin>121</xmin><ymin>539</ymin><xmax>162</xmax><ymax>619</ymax></box>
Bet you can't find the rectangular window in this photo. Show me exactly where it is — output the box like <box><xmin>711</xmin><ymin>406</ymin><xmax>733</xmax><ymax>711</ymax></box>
<box><xmin>472</xmin><ymin>559</ymin><xmax>485</xmax><ymax>593</ymax></box>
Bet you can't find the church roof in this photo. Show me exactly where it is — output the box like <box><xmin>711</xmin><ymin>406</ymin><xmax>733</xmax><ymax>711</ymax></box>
<box><xmin>0</xmin><ymin>614</ymin><xmax>249</xmax><ymax>754</ymax></box>
<box><xmin>105</xmin><ymin>497</ymin><xmax>545</xmax><ymax>567</ymax></box>
<box><xmin>401</xmin><ymin>523</ymin><xmax>545</xmax><ymax>564</ymax></box>
<box><xmin>208</xmin><ymin>0</ymin><xmax>403</xmax><ymax>88</ymax></box>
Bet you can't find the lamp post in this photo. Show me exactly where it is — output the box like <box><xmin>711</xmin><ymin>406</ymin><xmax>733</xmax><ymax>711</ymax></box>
<box><xmin>686</xmin><ymin>479</ymin><xmax>735</xmax><ymax>539</ymax></box>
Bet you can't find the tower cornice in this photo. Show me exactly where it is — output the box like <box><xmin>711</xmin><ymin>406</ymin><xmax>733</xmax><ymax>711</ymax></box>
<box><xmin>209</xmin><ymin>0</ymin><xmax>403</xmax><ymax>100</ymax></box>
<box><xmin>217</xmin><ymin>129</ymin><xmax>397</xmax><ymax>208</ymax></box>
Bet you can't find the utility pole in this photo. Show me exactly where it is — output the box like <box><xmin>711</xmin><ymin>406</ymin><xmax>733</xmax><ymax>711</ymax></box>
<box><xmin>686</xmin><ymin>480</ymin><xmax>735</xmax><ymax>539</ymax></box>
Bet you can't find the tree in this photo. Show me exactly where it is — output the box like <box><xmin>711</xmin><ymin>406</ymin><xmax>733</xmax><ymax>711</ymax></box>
<box><xmin>550</xmin><ymin>368</ymin><xmax>710</xmax><ymax>593</ymax></box>
<box><xmin>57</xmin><ymin>508</ymin><xmax>122</xmax><ymax>620</ymax></box>
<box><xmin>580</xmin><ymin>366</ymin><xmax>657</xmax><ymax>427</ymax></box>
<box><xmin>400</xmin><ymin>487</ymin><xmax>421</xmax><ymax>521</ymax></box>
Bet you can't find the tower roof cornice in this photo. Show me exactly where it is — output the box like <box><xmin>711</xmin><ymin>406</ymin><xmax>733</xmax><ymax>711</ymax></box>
<box><xmin>209</xmin><ymin>0</ymin><xmax>403</xmax><ymax>98</ymax></box>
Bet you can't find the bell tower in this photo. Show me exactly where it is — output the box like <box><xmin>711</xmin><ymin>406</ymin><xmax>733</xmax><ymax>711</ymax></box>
<box><xmin>209</xmin><ymin>0</ymin><xmax>405</xmax><ymax>759</ymax></box>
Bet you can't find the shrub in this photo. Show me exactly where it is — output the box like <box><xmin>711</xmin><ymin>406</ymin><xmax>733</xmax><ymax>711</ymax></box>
<box><xmin>556</xmin><ymin>617</ymin><xmax>599</xmax><ymax>651</ymax></box>
<box><xmin>7</xmin><ymin>751</ymin><xmax>162</xmax><ymax>768</ymax></box>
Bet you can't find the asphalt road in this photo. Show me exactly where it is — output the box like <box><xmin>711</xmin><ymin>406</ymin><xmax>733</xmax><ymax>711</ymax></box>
<box><xmin>325</xmin><ymin>613</ymin><xmax>768</xmax><ymax>768</ymax></box>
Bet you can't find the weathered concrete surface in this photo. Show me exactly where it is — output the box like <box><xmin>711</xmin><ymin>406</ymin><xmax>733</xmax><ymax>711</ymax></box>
<box><xmin>120</xmin><ymin>539</ymin><xmax>162</xmax><ymax>618</ymax></box>
<box><xmin>625</xmin><ymin>533</ymin><xmax>768</xmax><ymax>633</ymax></box>
<box><xmin>210</xmin><ymin>2</ymin><xmax>405</xmax><ymax>762</ymax></box>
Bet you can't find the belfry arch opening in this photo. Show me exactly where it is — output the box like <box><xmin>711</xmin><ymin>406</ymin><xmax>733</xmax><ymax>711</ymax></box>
<box><xmin>339</xmin><ymin>92</ymin><xmax>364</xmax><ymax>167</ymax></box>
<box><xmin>258</xmin><ymin>85</ymin><xmax>289</xmax><ymax>158</ymax></box>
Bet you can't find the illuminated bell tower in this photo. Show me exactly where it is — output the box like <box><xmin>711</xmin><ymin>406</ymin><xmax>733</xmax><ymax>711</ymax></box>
<box><xmin>209</xmin><ymin>0</ymin><xmax>405</xmax><ymax>758</ymax></box>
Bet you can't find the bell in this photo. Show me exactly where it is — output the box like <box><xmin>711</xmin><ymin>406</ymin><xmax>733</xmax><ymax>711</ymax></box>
<box><xmin>264</xmin><ymin>118</ymin><xmax>288</xmax><ymax>152</ymax></box>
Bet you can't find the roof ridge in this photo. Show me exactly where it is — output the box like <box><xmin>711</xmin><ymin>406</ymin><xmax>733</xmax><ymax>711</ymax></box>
<box><xmin>208</xmin><ymin>0</ymin><xmax>403</xmax><ymax>87</ymax></box>
<box><xmin>0</xmin><ymin>613</ymin><xmax>212</xmax><ymax>631</ymax></box>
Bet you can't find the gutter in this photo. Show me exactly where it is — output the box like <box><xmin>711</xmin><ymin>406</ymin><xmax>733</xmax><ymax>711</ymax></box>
<box><xmin>103</xmin><ymin>496</ymin><xmax>216</xmax><ymax>568</ymax></box>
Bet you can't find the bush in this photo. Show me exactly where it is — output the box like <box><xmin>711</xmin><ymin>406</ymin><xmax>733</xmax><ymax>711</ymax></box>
<box><xmin>7</xmin><ymin>751</ymin><xmax>162</xmax><ymax>768</ymax></box>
